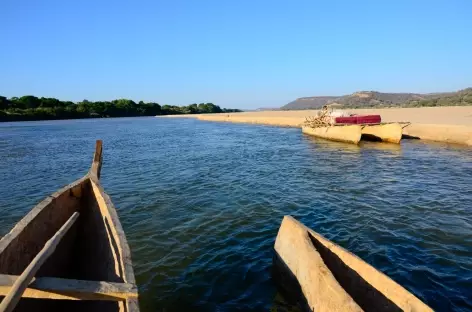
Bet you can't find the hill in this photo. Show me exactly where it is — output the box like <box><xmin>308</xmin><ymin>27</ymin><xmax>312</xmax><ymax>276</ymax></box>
<box><xmin>282</xmin><ymin>96</ymin><xmax>338</xmax><ymax>110</ymax></box>
<box><xmin>281</xmin><ymin>89</ymin><xmax>472</xmax><ymax>110</ymax></box>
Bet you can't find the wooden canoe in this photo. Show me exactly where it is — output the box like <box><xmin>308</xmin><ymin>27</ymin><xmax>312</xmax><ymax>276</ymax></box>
<box><xmin>302</xmin><ymin>123</ymin><xmax>404</xmax><ymax>144</ymax></box>
<box><xmin>0</xmin><ymin>141</ymin><xmax>138</xmax><ymax>312</ymax></box>
<box><xmin>273</xmin><ymin>216</ymin><xmax>432</xmax><ymax>312</ymax></box>
<box><xmin>360</xmin><ymin>123</ymin><xmax>403</xmax><ymax>144</ymax></box>
<box><xmin>302</xmin><ymin>125</ymin><xmax>362</xmax><ymax>144</ymax></box>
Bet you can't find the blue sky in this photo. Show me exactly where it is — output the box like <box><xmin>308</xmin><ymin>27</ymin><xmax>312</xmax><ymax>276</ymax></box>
<box><xmin>1</xmin><ymin>0</ymin><xmax>471</xmax><ymax>109</ymax></box>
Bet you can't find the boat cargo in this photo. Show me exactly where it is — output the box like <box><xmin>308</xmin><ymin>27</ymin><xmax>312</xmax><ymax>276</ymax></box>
<box><xmin>335</xmin><ymin>115</ymin><xmax>381</xmax><ymax>124</ymax></box>
<box><xmin>272</xmin><ymin>216</ymin><xmax>432</xmax><ymax>312</ymax></box>
<box><xmin>0</xmin><ymin>140</ymin><xmax>138</xmax><ymax>312</ymax></box>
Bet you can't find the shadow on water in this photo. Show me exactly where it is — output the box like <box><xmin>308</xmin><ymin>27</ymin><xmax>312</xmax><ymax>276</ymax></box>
<box><xmin>271</xmin><ymin>251</ymin><xmax>310</xmax><ymax>312</ymax></box>
<box><xmin>360</xmin><ymin>133</ymin><xmax>383</xmax><ymax>142</ymax></box>
<box><xmin>303</xmin><ymin>134</ymin><xmax>403</xmax><ymax>155</ymax></box>
<box><xmin>302</xmin><ymin>135</ymin><xmax>361</xmax><ymax>153</ymax></box>
<box><xmin>402</xmin><ymin>134</ymin><xmax>420</xmax><ymax>140</ymax></box>
<box><xmin>359</xmin><ymin>141</ymin><xmax>402</xmax><ymax>153</ymax></box>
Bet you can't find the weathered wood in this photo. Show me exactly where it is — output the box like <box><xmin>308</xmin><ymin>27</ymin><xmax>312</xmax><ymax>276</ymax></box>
<box><xmin>303</xmin><ymin>123</ymin><xmax>404</xmax><ymax>144</ymax></box>
<box><xmin>91</xmin><ymin>181</ymin><xmax>136</xmax><ymax>285</ymax></box>
<box><xmin>274</xmin><ymin>216</ymin><xmax>362</xmax><ymax>312</ymax></box>
<box><xmin>90</xmin><ymin>140</ymin><xmax>103</xmax><ymax>180</ymax></box>
<box><xmin>302</xmin><ymin>125</ymin><xmax>362</xmax><ymax>144</ymax></box>
<box><xmin>0</xmin><ymin>274</ymin><xmax>137</xmax><ymax>301</ymax></box>
<box><xmin>361</xmin><ymin>123</ymin><xmax>403</xmax><ymax>144</ymax></box>
<box><xmin>0</xmin><ymin>140</ymin><xmax>139</xmax><ymax>311</ymax></box>
<box><xmin>0</xmin><ymin>212</ymin><xmax>79</xmax><ymax>312</ymax></box>
<box><xmin>125</xmin><ymin>298</ymin><xmax>140</xmax><ymax>312</ymax></box>
<box><xmin>0</xmin><ymin>177</ymin><xmax>87</xmax><ymax>276</ymax></box>
<box><xmin>70</xmin><ymin>181</ymin><xmax>123</xmax><ymax>283</ymax></box>
<box><xmin>273</xmin><ymin>216</ymin><xmax>433</xmax><ymax>312</ymax></box>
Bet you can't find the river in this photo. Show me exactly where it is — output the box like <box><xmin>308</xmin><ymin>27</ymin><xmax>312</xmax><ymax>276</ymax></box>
<box><xmin>0</xmin><ymin>117</ymin><xmax>471</xmax><ymax>311</ymax></box>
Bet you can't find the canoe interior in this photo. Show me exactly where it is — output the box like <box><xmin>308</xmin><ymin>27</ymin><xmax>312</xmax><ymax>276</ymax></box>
<box><xmin>273</xmin><ymin>216</ymin><xmax>432</xmax><ymax>312</ymax></box>
<box><xmin>12</xmin><ymin>299</ymin><xmax>121</xmax><ymax>312</ymax></box>
<box><xmin>274</xmin><ymin>235</ymin><xmax>402</xmax><ymax>311</ymax></box>
<box><xmin>0</xmin><ymin>177</ymin><xmax>128</xmax><ymax>312</ymax></box>
<box><xmin>306</xmin><ymin>235</ymin><xmax>401</xmax><ymax>312</ymax></box>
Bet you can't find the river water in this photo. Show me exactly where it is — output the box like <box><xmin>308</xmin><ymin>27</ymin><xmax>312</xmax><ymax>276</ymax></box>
<box><xmin>0</xmin><ymin>117</ymin><xmax>471</xmax><ymax>311</ymax></box>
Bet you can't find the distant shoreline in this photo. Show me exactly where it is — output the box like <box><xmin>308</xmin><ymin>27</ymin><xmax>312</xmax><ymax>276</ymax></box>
<box><xmin>0</xmin><ymin>115</ymin><xmax>159</xmax><ymax>124</ymax></box>
<box><xmin>0</xmin><ymin>113</ymin><xmax>223</xmax><ymax>123</ymax></box>
<box><xmin>0</xmin><ymin>96</ymin><xmax>241</xmax><ymax>122</ymax></box>
<box><xmin>162</xmin><ymin>106</ymin><xmax>472</xmax><ymax>146</ymax></box>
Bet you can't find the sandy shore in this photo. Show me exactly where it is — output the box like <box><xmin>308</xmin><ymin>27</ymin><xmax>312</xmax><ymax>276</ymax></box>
<box><xmin>163</xmin><ymin>106</ymin><xmax>472</xmax><ymax>146</ymax></box>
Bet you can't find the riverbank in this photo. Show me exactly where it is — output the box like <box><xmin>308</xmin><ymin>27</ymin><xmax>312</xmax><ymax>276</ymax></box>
<box><xmin>162</xmin><ymin>106</ymin><xmax>472</xmax><ymax>146</ymax></box>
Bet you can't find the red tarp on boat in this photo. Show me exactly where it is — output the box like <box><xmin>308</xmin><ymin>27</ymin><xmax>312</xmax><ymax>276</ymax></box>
<box><xmin>335</xmin><ymin>115</ymin><xmax>381</xmax><ymax>124</ymax></box>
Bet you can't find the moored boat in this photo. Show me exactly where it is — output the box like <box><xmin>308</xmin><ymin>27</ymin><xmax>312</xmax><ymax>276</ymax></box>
<box><xmin>272</xmin><ymin>216</ymin><xmax>432</xmax><ymax>312</ymax></box>
<box><xmin>360</xmin><ymin>123</ymin><xmax>403</xmax><ymax>144</ymax></box>
<box><xmin>302</xmin><ymin>125</ymin><xmax>362</xmax><ymax>144</ymax></box>
<box><xmin>0</xmin><ymin>140</ymin><xmax>138</xmax><ymax>312</ymax></box>
<box><xmin>303</xmin><ymin>123</ymin><xmax>404</xmax><ymax>144</ymax></box>
<box><xmin>303</xmin><ymin>105</ymin><xmax>404</xmax><ymax>144</ymax></box>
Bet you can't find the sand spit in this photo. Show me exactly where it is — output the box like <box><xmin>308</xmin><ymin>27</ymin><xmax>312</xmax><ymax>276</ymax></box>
<box><xmin>161</xmin><ymin>106</ymin><xmax>472</xmax><ymax>146</ymax></box>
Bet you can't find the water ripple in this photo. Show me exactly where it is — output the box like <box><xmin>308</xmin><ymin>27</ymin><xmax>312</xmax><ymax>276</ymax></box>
<box><xmin>0</xmin><ymin>118</ymin><xmax>471</xmax><ymax>311</ymax></box>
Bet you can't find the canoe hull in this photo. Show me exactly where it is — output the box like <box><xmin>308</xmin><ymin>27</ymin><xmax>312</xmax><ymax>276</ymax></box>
<box><xmin>361</xmin><ymin>123</ymin><xmax>403</xmax><ymax>144</ymax></box>
<box><xmin>273</xmin><ymin>216</ymin><xmax>432</xmax><ymax>312</ymax></box>
<box><xmin>302</xmin><ymin>125</ymin><xmax>362</xmax><ymax>144</ymax></box>
<box><xmin>0</xmin><ymin>141</ymin><xmax>138</xmax><ymax>311</ymax></box>
<box><xmin>303</xmin><ymin>123</ymin><xmax>404</xmax><ymax>144</ymax></box>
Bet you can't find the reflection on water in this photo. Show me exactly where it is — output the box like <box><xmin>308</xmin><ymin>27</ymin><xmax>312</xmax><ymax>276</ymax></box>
<box><xmin>0</xmin><ymin>118</ymin><xmax>471</xmax><ymax>311</ymax></box>
<box><xmin>303</xmin><ymin>135</ymin><xmax>361</xmax><ymax>153</ymax></box>
<box><xmin>360</xmin><ymin>141</ymin><xmax>403</xmax><ymax>153</ymax></box>
<box><xmin>303</xmin><ymin>135</ymin><xmax>403</xmax><ymax>154</ymax></box>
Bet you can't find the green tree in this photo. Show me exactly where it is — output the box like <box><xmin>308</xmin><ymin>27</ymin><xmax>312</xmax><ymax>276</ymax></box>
<box><xmin>0</xmin><ymin>96</ymin><xmax>11</xmax><ymax>110</ymax></box>
<box><xmin>16</xmin><ymin>96</ymin><xmax>41</xmax><ymax>109</ymax></box>
<box><xmin>188</xmin><ymin>103</ymin><xmax>198</xmax><ymax>114</ymax></box>
<box><xmin>40</xmin><ymin>97</ymin><xmax>61</xmax><ymax>108</ymax></box>
<box><xmin>0</xmin><ymin>95</ymin><xmax>239</xmax><ymax>121</ymax></box>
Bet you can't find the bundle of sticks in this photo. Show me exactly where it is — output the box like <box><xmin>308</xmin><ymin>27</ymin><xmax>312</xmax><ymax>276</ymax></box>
<box><xmin>303</xmin><ymin>107</ymin><xmax>333</xmax><ymax>128</ymax></box>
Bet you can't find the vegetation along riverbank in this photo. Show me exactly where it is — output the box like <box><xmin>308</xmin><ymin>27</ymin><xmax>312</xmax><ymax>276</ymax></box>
<box><xmin>0</xmin><ymin>95</ymin><xmax>241</xmax><ymax>122</ymax></box>
<box><xmin>281</xmin><ymin>88</ymin><xmax>472</xmax><ymax>110</ymax></box>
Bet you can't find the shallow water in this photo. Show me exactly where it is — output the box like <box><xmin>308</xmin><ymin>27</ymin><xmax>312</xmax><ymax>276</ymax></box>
<box><xmin>0</xmin><ymin>117</ymin><xmax>471</xmax><ymax>311</ymax></box>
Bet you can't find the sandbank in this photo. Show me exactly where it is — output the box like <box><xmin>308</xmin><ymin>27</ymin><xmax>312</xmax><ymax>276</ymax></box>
<box><xmin>162</xmin><ymin>106</ymin><xmax>472</xmax><ymax>146</ymax></box>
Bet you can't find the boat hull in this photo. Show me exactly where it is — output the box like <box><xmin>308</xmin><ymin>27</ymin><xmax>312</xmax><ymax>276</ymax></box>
<box><xmin>303</xmin><ymin>123</ymin><xmax>403</xmax><ymax>144</ymax></box>
<box><xmin>302</xmin><ymin>125</ymin><xmax>362</xmax><ymax>144</ymax></box>
<box><xmin>0</xmin><ymin>141</ymin><xmax>138</xmax><ymax>311</ymax></box>
<box><xmin>273</xmin><ymin>216</ymin><xmax>432</xmax><ymax>312</ymax></box>
<box><xmin>361</xmin><ymin>123</ymin><xmax>403</xmax><ymax>144</ymax></box>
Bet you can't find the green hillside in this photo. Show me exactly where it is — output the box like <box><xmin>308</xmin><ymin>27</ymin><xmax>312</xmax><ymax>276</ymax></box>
<box><xmin>281</xmin><ymin>88</ymin><xmax>472</xmax><ymax>109</ymax></box>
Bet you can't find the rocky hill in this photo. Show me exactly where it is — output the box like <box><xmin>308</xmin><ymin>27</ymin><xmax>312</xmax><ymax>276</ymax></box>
<box><xmin>281</xmin><ymin>89</ymin><xmax>471</xmax><ymax>109</ymax></box>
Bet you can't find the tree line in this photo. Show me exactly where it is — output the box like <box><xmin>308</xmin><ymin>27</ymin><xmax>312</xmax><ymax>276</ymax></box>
<box><xmin>0</xmin><ymin>95</ymin><xmax>241</xmax><ymax>122</ymax></box>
